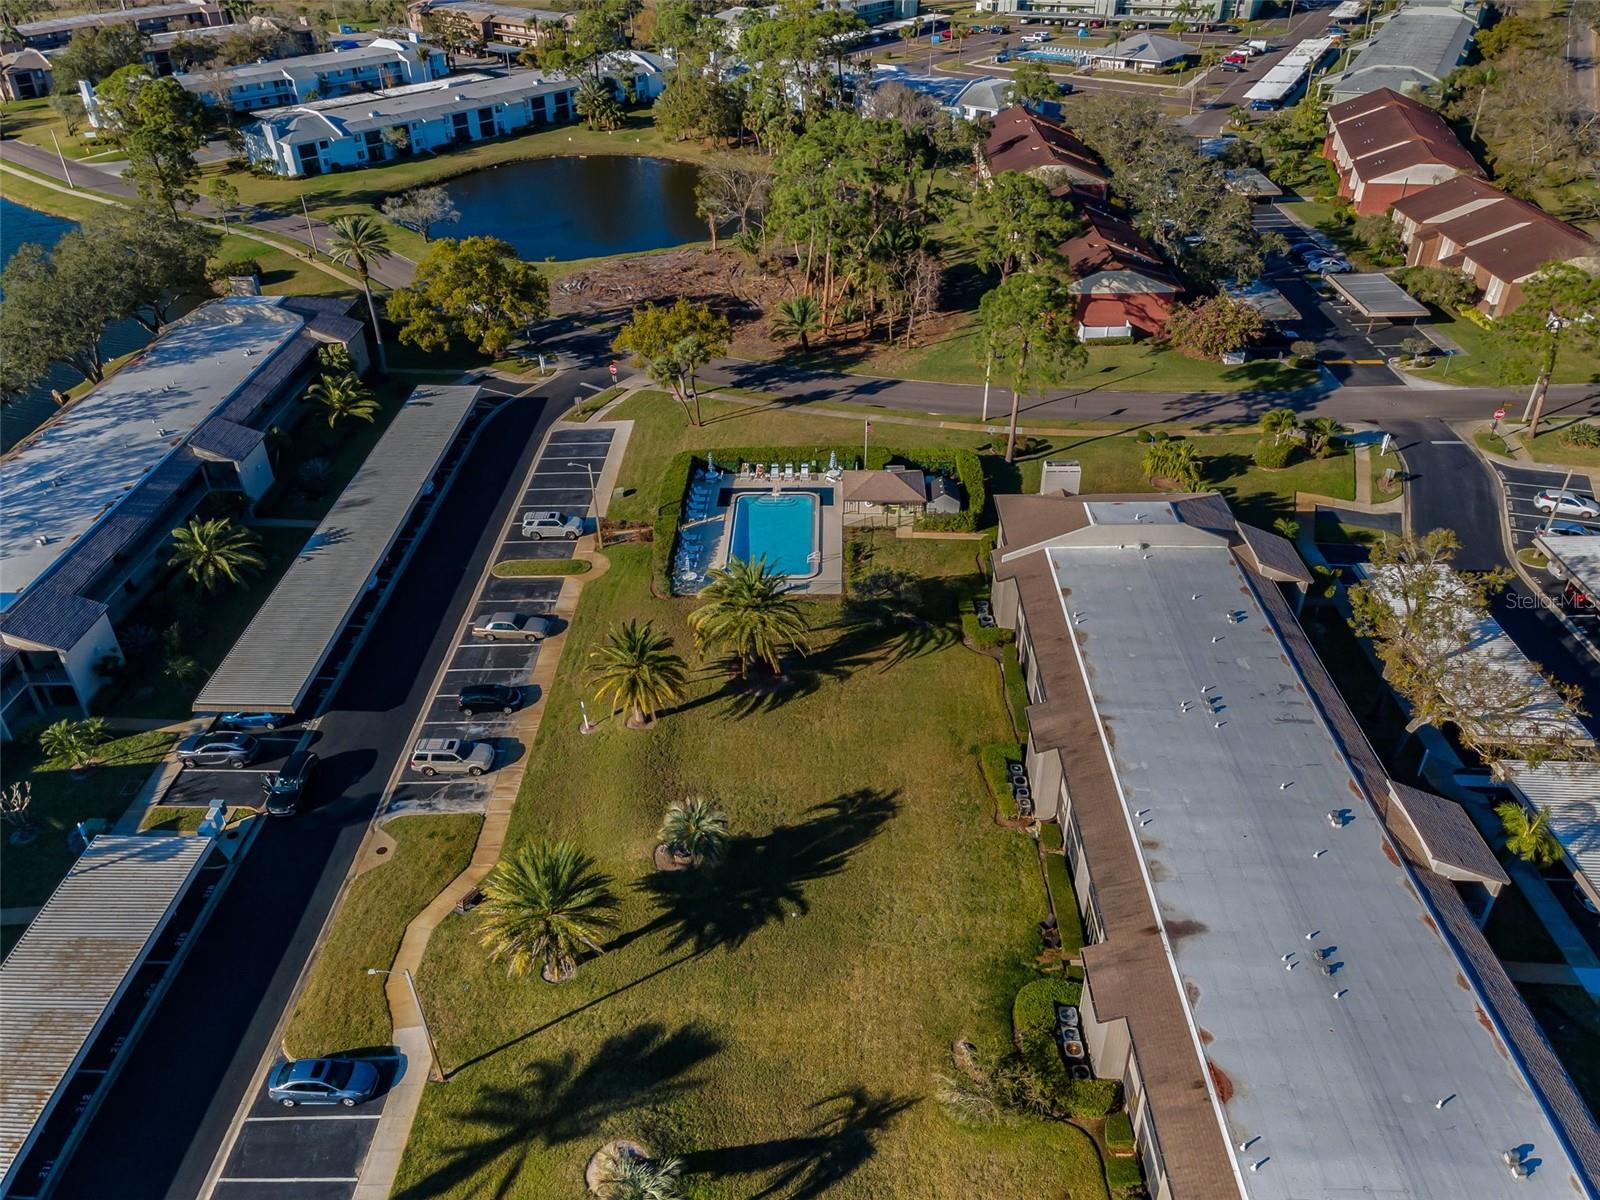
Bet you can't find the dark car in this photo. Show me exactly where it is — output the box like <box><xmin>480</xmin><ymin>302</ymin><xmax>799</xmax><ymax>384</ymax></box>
<box><xmin>217</xmin><ymin>711</ymin><xmax>282</xmax><ymax>731</ymax></box>
<box><xmin>458</xmin><ymin>683</ymin><xmax>521</xmax><ymax>717</ymax></box>
<box><xmin>267</xmin><ymin>1058</ymin><xmax>380</xmax><ymax>1108</ymax></box>
<box><xmin>176</xmin><ymin>732</ymin><xmax>260</xmax><ymax>769</ymax></box>
<box><xmin>1056</xmin><ymin>80</ymin><xmax>1074</xmax><ymax>94</ymax></box>
<box><xmin>261</xmin><ymin>750</ymin><xmax>319</xmax><ymax>816</ymax></box>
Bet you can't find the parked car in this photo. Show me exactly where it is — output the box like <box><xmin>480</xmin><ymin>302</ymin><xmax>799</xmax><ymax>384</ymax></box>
<box><xmin>1308</xmin><ymin>255</ymin><xmax>1351</xmax><ymax>274</ymax></box>
<box><xmin>471</xmin><ymin>611</ymin><xmax>556</xmax><ymax>642</ymax></box>
<box><xmin>1536</xmin><ymin>489</ymin><xmax>1600</xmax><ymax>518</ymax></box>
<box><xmin>520</xmin><ymin>510</ymin><xmax>582</xmax><ymax>540</ymax></box>
<box><xmin>1540</xmin><ymin>520</ymin><xmax>1592</xmax><ymax>536</ymax></box>
<box><xmin>1223</xmin><ymin>50</ymin><xmax>1249</xmax><ymax>63</ymax></box>
<box><xmin>1220</xmin><ymin>60</ymin><xmax>1248</xmax><ymax>71</ymax></box>
<box><xmin>176</xmin><ymin>732</ymin><xmax>260</xmax><ymax>769</ymax></box>
<box><xmin>1021</xmin><ymin>30</ymin><xmax>1050</xmax><ymax>42</ymax></box>
<box><xmin>410</xmin><ymin>737</ymin><xmax>494</xmax><ymax>777</ymax></box>
<box><xmin>1056</xmin><ymin>79</ymin><xmax>1075</xmax><ymax>94</ymax></box>
<box><xmin>987</xmin><ymin>23</ymin><xmax>1007</xmax><ymax>33</ymax></box>
<box><xmin>267</xmin><ymin>1058</ymin><xmax>380</xmax><ymax>1108</ymax></box>
<box><xmin>217</xmin><ymin>711</ymin><xmax>282</xmax><ymax>732</ymax></box>
<box><xmin>261</xmin><ymin>750</ymin><xmax>319</xmax><ymax>817</ymax></box>
<box><xmin>458</xmin><ymin>684</ymin><xmax>521</xmax><ymax>717</ymax></box>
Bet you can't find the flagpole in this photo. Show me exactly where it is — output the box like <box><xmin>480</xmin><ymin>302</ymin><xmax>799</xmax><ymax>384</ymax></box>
<box><xmin>863</xmin><ymin>418</ymin><xmax>870</xmax><ymax>467</ymax></box>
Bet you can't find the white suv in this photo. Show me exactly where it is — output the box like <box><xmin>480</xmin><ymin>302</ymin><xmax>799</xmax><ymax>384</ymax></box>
<box><xmin>520</xmin><ymin>510</ymin><xmax>582</xmax><ymax>540</ymax></box>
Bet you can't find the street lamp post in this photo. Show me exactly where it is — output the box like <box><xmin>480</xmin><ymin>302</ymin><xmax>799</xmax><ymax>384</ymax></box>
<box><xmin>367</xmin><ymin>967</ymin><xmax>445</xmax><ymax>1082</ymax></box>
<box><xmin>568</xmin><ymin>460</ymin><xmax>600</xmax><ymax>548</ymax></box>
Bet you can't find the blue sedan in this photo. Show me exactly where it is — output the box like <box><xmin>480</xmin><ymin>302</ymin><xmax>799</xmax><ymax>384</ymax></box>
<box><xmin>267</xmin><ymin>1058</ymin><xmax>380</xmax><ymax>1108</ymax></box>
<box><xmin>218</xmin><ymin>711</ymin><xmax>283</xmax><ymax>731</ymax></box>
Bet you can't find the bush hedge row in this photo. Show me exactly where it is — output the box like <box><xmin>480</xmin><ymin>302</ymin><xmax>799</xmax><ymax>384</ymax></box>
<box><xmin>979</xmin><ymin>741</ymin><xmax>1022</xmax><ymax>807</ymax></box>
<box><xmin>1012</xmin><ymin>976</ymin><xmax>1121</xmax><ymax>1118</ymax></box>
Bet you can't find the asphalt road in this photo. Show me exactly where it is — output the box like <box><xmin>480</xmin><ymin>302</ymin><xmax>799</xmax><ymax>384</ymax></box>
<box><xmin>48</xmin><ymin>367</ymin><xmax>606</xmax><ymax>1200</ymax></box>
<box><xmin>1386</xmin><ymin>418</ymin><xmax>1600</xmax><ymax>726</ymax></box>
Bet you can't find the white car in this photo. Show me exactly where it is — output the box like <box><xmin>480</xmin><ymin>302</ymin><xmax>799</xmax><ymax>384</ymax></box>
<box><xmin>1535</xmin><ymin>489</ymin><xmax>1600</xmax><ymax>518</ymax></box>
<box><xmin>1308</xmin><ymin>255</ymin><xmax>1351</xmax><ymax>274</ymax></box>
<box><xmin>1021</xmin><ymin>31</ymin><xmax>1051</xmax><ymax>42</ymax></box>
<box><xmin>520</xmin><ymin>510</ymin><xmax>582</xmax><ymax>540</ymax></box>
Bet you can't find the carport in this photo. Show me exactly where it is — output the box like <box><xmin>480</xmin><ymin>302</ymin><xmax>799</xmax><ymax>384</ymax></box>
<box><xmin>1501</xmin><ymin>761</ymin><xmax>1600</xmax><ymax>912</ymax></box>
<box><xmin>1324</xmin><ymin>273</ymin><xmax>1428</xmax><ymax>330</ymax></box>
<box><xmin>194</xmin><ymin>384</ymin><xmax>482</xmax><ymax>716</ymax></box>
<box><xmin>1</xmin><ymin>835</ymin><xmax>216</xmax><ymax>1199</ymax></box>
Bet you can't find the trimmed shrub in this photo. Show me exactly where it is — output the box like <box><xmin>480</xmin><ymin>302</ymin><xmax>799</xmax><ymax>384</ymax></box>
<box><xmin>651</xmin><ymin>450</ymin><xmax>696</xmax><ymax>597</ymax></box>
<box><xmin>1106</xmin><ymin>1151</ymin><xmax>1145</xmax><ymax>1195</ymax></box>
<box><xmin>1559</xmin><ymin>422</ymin><xmax>1600</xmax><ymax>449</ymax></box>
<box><xmin>1252</xmin><ymin>437</ymin><xmax>1298</xmax><ymax>470</ymax></box>
<box><xmin>1104</xmin><ymin>1110</ymin><xmax>1135</xmax><ymax>1150</ymax></box>
<box><xmin>212</xmin><ymin>255</ymin><xmax>261</xmax><ymax>280</ymax></box>
<box><xmin>979</xmin><ymin>741</ymin><xmax>1022</xmax><ymax>806</ymax></box>
<box><xmin>908</xmin><ymin>448</ymin><xmax>986</xmax><ymax>532</ymax></box>
<box><xmin>1002</xmin><ymin>643</ymin><xmax>1029</xmax><ymax>736</ymax></box>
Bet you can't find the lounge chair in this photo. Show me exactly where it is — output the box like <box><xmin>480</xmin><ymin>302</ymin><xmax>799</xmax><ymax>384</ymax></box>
<box><xmin>771</xmin><ymin>463</ymin><xmax>781</xmax><ymax>480</ymax></box>
<box><xmin>799</xmin><ymin>464</ymin><xmax>811</xmax><ymax>481</ymax></box>
<box><xmin>783</xmin><ymin>464</ymin><xmax>795</xmax><ymax>481</ymax></box>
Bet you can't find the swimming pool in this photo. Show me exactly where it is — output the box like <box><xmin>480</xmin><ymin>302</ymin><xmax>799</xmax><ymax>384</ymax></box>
<box><xmin>727</xmin><ymin>492</ymin><xmax>819</xmax><ymax>578</ymax></box>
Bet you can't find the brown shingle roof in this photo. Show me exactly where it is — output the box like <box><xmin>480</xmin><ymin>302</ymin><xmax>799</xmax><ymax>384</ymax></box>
<box><xmin>840</xmin><ymin>468</ymin><xmax>926</xmax><ymax>506</ymax></box>
<box><xmin>1394</xmin><ymin>175</ymin><xmax>1599</xmax><ymax>284</ymax></box>
<box><xmin>1328</xmin><ymin>87</ymin><xmax>1482</xmax><ymax>180</ymax></box>
<box><xmin>1060</xmin><ymin>206</ymin><xmax>1180</xmax><ymax>292</ymax></box>
<box><xmin>982</xmin><ymin>106</ymin><xmax>1108</xmax><ymax>190</ymax></box>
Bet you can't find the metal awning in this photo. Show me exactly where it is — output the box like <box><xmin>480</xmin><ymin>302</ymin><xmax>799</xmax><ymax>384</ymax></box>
<box><xmin>0</xmin><ymin>835</ymin><xmax>213</xmax><ymax>1190</ymax></box>
<box><xmin>1503</xmin><ymin>761</ymin><xmax>1600</xmax><ymax>904</ymax></box>
<box><xmin>1326</xmin><ymin>272</ymin><xmax>1429</xmax><ymax>319</ymax></box>
<box><xmin>193</xmin><ymin>384</ymin><xmax>481</xmax><ymax>714</ymax></box>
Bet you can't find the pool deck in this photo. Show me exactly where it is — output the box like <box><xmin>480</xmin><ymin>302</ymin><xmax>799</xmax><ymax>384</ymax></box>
<box><xmin>707</xmin><ymin>480</ymin><xmax>844</xmax><ymax>596</ymax></box>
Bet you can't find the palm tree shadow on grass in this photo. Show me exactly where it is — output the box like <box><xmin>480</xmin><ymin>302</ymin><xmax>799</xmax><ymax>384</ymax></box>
<box><xmin>617</xmin><ymin>788</ymin><xmax>901</xmax><ymax>958</ymax></box>
<box><xmin>680</xmin><ymin>1087</ymin><xmax>919</xmax><ymax>1199</ymax></box>
<box><xmin>391</xmin><ymin>1020</ymin><xmax>723</xmax><ymax>1200</ymax></box>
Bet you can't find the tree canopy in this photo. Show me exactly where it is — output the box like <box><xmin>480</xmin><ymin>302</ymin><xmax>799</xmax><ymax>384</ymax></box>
<box><xmin>94</xmin><ymin>67</ymin><xmax>208</xmax><ymax>216</ymax></box>
<box><xmin>976</xmin><ymin>271</ymin><xmax>1085</xmax><ymax>462</ymax></box>
<box><xmin>387</xmin><ymin>236</ymin><xmax>550</xmax><ymax>355</ymax></box>
<box><xmin>612</xmin><ymin>298</ymin><xmax>731</xmax><ymax>426</ymax></box>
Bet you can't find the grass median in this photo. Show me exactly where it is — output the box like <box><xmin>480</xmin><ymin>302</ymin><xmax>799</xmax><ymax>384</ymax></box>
<box><xmin>284</xmin><ymin>814</ymin><xmax>483</xmax><ymax>1060</ymax></box>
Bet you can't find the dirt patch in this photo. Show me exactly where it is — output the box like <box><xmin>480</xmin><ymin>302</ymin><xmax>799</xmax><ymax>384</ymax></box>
<box><xmin>1207</xmin><ymin>1060</ymin><xmax>1235</xmax><ymax>1105</ymax></box>
<box><xmin>1455</xmin><ymin>971</ymin><xmax>1471</xmax><ymax>992</ymax></box>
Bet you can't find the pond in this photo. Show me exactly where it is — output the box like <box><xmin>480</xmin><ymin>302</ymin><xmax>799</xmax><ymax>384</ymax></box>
<box><xmin>0</xmin><ymin>197</ymin><xmax>153</xmax><ymax>452</ymax></box>
<box><xmin>442</xmin><ymin>155</ymin><xmax>709</xmax><ymax>262</ymax></box>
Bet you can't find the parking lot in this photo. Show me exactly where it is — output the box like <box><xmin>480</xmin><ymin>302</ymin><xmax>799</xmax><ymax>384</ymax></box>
<box><xmin>1255</xmin><ymin>205</ymin><xmax>1406</xmax><ymax>388</ymax></box>
<box><xmin>1497</xmin><ymin>463</ymin><xmax>1599</xmax><ymax>610</ymax></box>
<box><xmin>159</xmin><ymin>729</ymin><xmax>308</xmax><ymax>810</ymax></box>
<box><xmin>210</xmin><ymin>1059</ymin><xmax>398</xmax><ymax>1200</ymax></box>
<box><xmin>385</xmin><ymin>426</ymin><xmax>615</xmax><ymax>817</ymax></box>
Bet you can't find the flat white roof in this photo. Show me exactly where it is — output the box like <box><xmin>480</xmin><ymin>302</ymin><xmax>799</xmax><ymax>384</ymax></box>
<box><xmin>0</xmin><ymin>835</ymin><xmax>213</xmax><ymax>1188</ymax></box>
<box><xmin>1505</xmin><ymin>761</ymin><xmax>1600</xmax><ymax>897</ymax></box>
<box><xmin>1046</xmin><ymin>515</ymin><xmax>1585</xmax><ymax>1198</ymax></box>
<box><xmin>0</xmin><ymin>297</ymin><xmax>305</xmax><ymax>608</ymax></box>
<box><xmin>1542</xmin><ymin>534</ymin><xmax>1600</xmax><ymax>595</ymax></box>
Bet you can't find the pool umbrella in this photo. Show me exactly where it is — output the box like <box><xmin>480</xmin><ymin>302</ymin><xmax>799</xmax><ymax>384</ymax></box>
<box><xmin>828</xmin><ymin>450</ymin><xmax>838</xmax><ymax>473</ymax></box>
<box><xmin>707</xmin><ymin>452</ymin><xmax>717</xmax><ymax>476</ymax></box>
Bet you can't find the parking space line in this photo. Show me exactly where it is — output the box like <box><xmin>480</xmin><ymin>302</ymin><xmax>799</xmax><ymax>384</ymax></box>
<box><xmin>217</xmin><ymin>1177</ymin><xmax>360</xmax><ymax>1184</ymax></box>
<box><xmin>242</xmin><ymin>1114</ymin><xmax>384</xmax><ymax>1123</ymax></box>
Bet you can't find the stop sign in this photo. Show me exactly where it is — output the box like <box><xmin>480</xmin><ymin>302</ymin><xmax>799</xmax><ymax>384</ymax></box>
<box><xmin>1494</xmin><ymin>407</ymin><xmax>1507</xmax><ymax>421</ymax></box>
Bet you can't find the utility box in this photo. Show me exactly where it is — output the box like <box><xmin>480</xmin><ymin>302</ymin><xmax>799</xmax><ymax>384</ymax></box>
<box><xmin>1040</xmin><ymin>460</ymin><xmax>1082</xmax><ymax>495</ymax></box>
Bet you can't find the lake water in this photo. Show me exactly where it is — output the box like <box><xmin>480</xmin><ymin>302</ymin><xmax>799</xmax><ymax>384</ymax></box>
<box><xmin>443</xmin><ymin>155</ymin><xmax>708</xmax><ymax>261</ymax></box>
<box><xmin>0</xmin><ymin>197</ymin><xmax>152</xmax><ymax>452</ymax></box>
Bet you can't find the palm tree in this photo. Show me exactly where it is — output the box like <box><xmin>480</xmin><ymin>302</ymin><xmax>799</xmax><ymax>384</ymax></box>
<box><xmin>1140</xmin><ymin>440</ymin><xmax>1204</xmax><ymax>492</ymax></box>
<box><xmin>688</xmin><ymin>557</ymin><xmax>810</xmax><ymax>679</ymax></box>
<box><xmin>576</xmin><ymin>77</ymin><xmax>624</xmax><ymax>131</ymax></box>
<box><xmin>1303</xmin><ymin>416</ymin><xmax>1347</xmax><ymax>459</ymax></box>
<box><xmin>597</xmin><ymin>1147</ymin><xmax>684</xmax><ymax>1200</ymax></box>
<box><xmin>38</xmin><ymin>717</ymin><xmax>109</xmax><ymax>771</ymax></box>
<box><xmin>589</xmin><ymin>620</ymin><xmax>688</xmax><ymax>729</ymax></box>
<box><xmin>169</xmin><ymin>517</ymin><xmax>265</xmax><ymax>592</ymax></box>
<box><xmin>477</xmin><ymin>839</ymin><xmax>619</xmax><ymax>983</ymax></box>
<box><xmin>1259</xmin><ymin>407</ymin><xmax>1299</xmax><ymax>442</ymax></box>
<box><xmin>1496</xmin><ymin>801</ymin><xmax>1566</xmax><ymax>867</ymax></box>
<box><xmin>769</xmin><ymin>295</ymin><xmax>822</xmax><ymax>352</ymax></box>
<box><xmin>307</xmin><ymin>371</ymin><xmax>380</xmax><ymax>429</ymax></box>
<box><xmin>658</xmin><ymin>797</ymin><xmax>729</xmax><ymax>867</ymax></box>
<box><xmin>325</xmin><ymin>214</ymin><xmax>390</xmax><ymax>373</ymax></box>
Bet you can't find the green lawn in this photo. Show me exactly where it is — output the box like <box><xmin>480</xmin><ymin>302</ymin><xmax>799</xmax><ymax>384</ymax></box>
<box><xmin>285</xmin><ymin>814</ymin><xmax>483</xmax><ymax>1060</ymax></box>
<box><xmin>493</xmin><ymin>559</ymin><xmax>593</xmax><ymax>577</ymax></box>
<box><xmin>139</xmin><ymin>805</ymin><xmax>254</xmax><ymax>834</ymax></box>
<box><xmin>1517</xmin><ymin>418</ymin><xmax>1600</xmax><ymax>469</ymax></box>
<box><xmin>0</xmin><ymin>96</ymin><xmax>99</xmax><ymax>159</ymax></box>
<box><xmin>1409</xmin><ymin>310</ymin><xmax>1600</xmax><ymax>389</ymax></box>
<box><xmin>0</xmin><ymin>163</ymin><xmax>118</xmax><ymax>221</ymax></box>
<box><xmin>397</xmin><ymin>535</ymin><xmax>1109</xmax><ymax>1200</ymax></box>
<box><xmin>818</xmin><ymin>321</ymin><xmax>1316</xmax><ymax>394</ymax></box>
<box><xmin>91</xmin><ymin>526</ymin><xmax>312</xmax><ymax>721</ymax></box>
<box><xmin>0</xmin><ymin>730</ymin><xmax>178</xmax><ymax>909</ymax></box>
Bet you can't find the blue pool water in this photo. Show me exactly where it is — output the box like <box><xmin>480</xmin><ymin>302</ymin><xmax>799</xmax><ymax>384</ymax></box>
<box><xmin>728</xmin><ymin>493</ymin><xmax>818</xmax><ymax>578</ymax></box>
